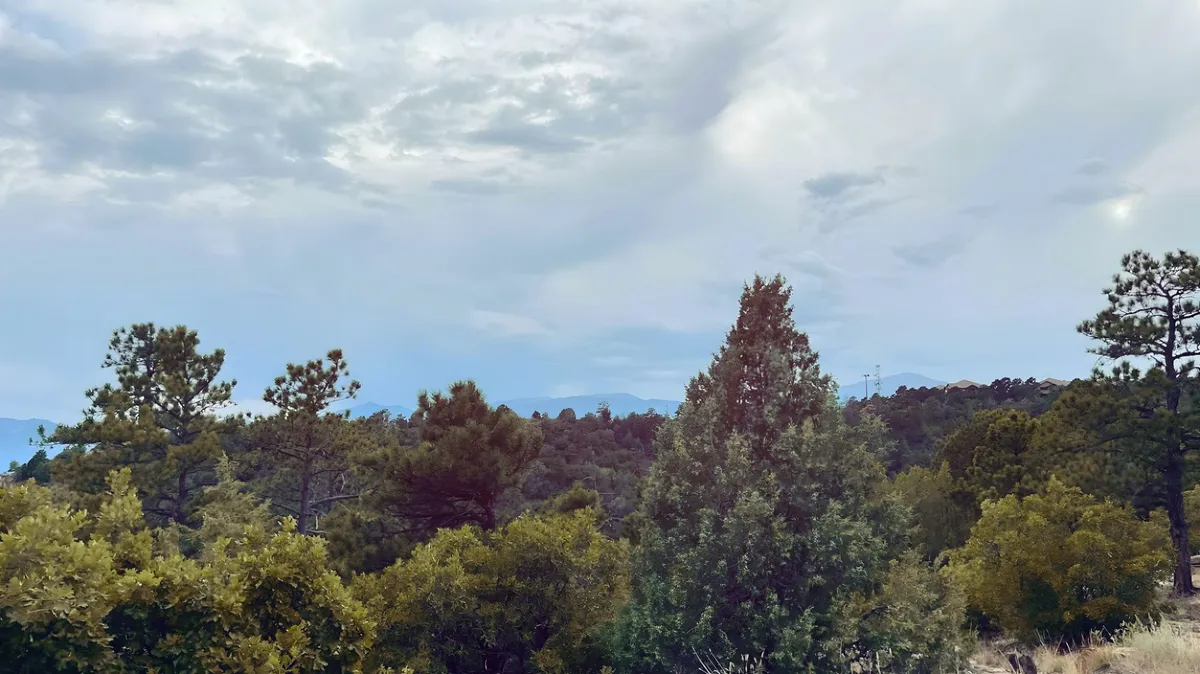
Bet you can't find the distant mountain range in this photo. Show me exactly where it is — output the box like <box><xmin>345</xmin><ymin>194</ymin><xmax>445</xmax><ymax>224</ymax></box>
<box><xmin>2</xmin><ymin>378</ymin><xmax>953</xmax><ymax>468</ymax></box>
<box><xmin>0</xmin><ymin>418</ymin><xmax>59</xmax><ymax>469</ymax></box>
<box><xmin>836</xmin><ymin>373</ymin><xmax>947</xmax><ymax>402</ymax></box>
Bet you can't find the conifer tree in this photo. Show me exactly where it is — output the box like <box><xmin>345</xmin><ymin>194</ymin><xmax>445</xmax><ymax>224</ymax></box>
<box><xmin>252</xmin><ymin>349</ymin><xmax>362</xmax><ymax>535</ymax></box>
<box><xmin>360</xmin><ymin>380</ymin><xmax>542</xmax><ymax>537</ymax></box>
<box><xmin>1064</xmin><ymin>250</ymin><xmax>1200</xmax><ymax>596</ymax></box>
<box><xmin>618</xmin><ymin>274</ymin><xmax>912</xmax><ymax>673</ymax></box>
<box><xmin>49</xmin><ymin>323</ymin><xmax>235</xmax><ymax>527</ymax></box>
<box><xmin>683</xmin><ymin>274</ymin><xmax>831</xmax><ymax>461</ymax></box>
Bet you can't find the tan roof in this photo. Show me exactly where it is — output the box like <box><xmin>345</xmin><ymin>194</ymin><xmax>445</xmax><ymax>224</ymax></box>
<box><xmin>942</xmin><ymin>379</ymin><xmax>982</xmax><ymax>389</ymax></box>
<box><xmin>1039</xmin><ymin>378</ymin><xmax>1069</xmax><ymax>387</ymax></box>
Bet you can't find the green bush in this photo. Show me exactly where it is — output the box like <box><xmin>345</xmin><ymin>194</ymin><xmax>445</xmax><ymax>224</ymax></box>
<box><xmin>832</xmin><ymin>551</ymin><xmax>970</xmax><ymax>673</ymax></box>
<box><xmin>888</xmin><ymin>463</ymin><xmax>975</xmax><ymax>562</ymax></box>
<box><xmin>0</xmin><ymin>469</ymin><xmax>379</xmax><ymax>674</ymax></box>
<box><xmin>947</xmin><ymin>477</ymin><xmax>1171</xmax><ymax>643</ymax></box>
<box><xmin>359</xmin><ymin>508</ymin><xmax>629</xmax><ymax>674</ymax></box>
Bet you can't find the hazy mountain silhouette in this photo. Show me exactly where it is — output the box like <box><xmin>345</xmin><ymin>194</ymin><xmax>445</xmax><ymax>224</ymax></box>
<box><xmin>837</xmin><ymin>372</ymin><xmax>947</xmax><ymax>401</ymax></box>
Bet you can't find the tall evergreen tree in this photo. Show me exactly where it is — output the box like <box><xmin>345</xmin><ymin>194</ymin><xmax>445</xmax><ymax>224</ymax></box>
<box><xmin>49</xmin><ymin>323</ymin><xmax>235</xmax><ymax>526</ymax></box>
<box><xmin>1072</xmin><ymin>249</ymin><xmax>1200</xmax><ymax>596</ymax></box>
<box><xmin>684</xmin><ymin>274</ymin><xmax>831</xmax><ymax>461</ymax></box>
<box><xmin>251</xmin><ymin>349</ymin><xmax>362</xmax><ymax>535</ymax></box>
<box><xmin>618</xmin><ymin>274</ymin><xmax>910</xmax><ymax>673</ymax></box>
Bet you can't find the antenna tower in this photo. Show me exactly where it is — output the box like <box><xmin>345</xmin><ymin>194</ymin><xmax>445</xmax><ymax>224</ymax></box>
<box><xmin>874</xmin><ymin>365</ymin><xmax>882</xmax><ymax>397</ymax></box>
<box><xmin>862</xmin><ymin>373</ymin><xmax>870</xmax><ymax>399</ymax></box>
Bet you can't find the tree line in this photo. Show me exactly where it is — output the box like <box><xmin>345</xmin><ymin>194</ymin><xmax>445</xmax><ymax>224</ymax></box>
<box><xmin>1</xmin><ymin>248</ymin><xmax>1198</xmax><ymax>673</ymax></box>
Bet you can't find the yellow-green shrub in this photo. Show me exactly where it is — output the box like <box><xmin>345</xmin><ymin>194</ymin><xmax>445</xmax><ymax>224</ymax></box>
<box><xmin>0</xmin><ymin>469</ymin><xmax>378</xmax><ymax>674</ymax></box>
<box><xmin>946</xmin><ymin>477</ymin><xmax>1171</xmax><ymax>642</ymax></box>
<box><xmin>359</xmin><ymin>508</ymin><xmax>629</xmax><ymax>674</ymax></box>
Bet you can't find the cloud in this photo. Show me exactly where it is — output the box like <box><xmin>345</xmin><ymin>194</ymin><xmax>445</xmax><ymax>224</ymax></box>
<box><xmin>3</xmin><ymin>0</ymin><xmax>1200</xmax><ymax>421</ymax></box>
<box><xmin>1076</xmin><ymin>157</ymin><xmax>1109</xmax><ymax>175</ymax></box>
<box><xmin>892</xmin><ymin>230</ymin><xmax>973</xmax><ymax>269</ymax></box>
<box><xmin>467</xmin><ymin>310</ymin><xmax>552</xmax><ymax>338</ymax></box>
<box><xmin>803</xmin><ymin>169</ymin><xmax>886</xmax><ymax>201</ymax></box>
<box><xmin>1050</xmin><ymin>182</ymin><xmax>1144</xmax><ymax>207</ymax></box>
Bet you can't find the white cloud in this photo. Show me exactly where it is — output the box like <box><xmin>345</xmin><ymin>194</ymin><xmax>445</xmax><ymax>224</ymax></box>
<box><xmin>3</xmin><ymin>0</ymin><xmax>1200</xmax><ymax>418</ymax></box>
<box><xmin>468</xmin><ymin>310</ymin><xmax>552</xmax><ymax>338</ymax></box>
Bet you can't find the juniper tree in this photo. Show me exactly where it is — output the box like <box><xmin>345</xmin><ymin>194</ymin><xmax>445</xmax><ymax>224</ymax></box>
<box><xmin>617</xmin><ymin>274</ymin><xmax>913</xmax><ymax>673</ymax></box>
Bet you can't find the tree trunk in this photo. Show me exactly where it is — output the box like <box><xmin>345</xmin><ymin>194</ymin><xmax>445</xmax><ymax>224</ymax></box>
<box><xmin>1164</xmin><ymin>452</ymin><xmax>1195</xmax><ymax>596</ymax></box>
<box><xmin>175</xmin><ymin>469</ymin><xmax>189</xmax><ymax>524</ymax></box>
<box><xmin>298</xmin><ymin>459</ymin><xmax>312</xmax><ymax>535</ymax></box>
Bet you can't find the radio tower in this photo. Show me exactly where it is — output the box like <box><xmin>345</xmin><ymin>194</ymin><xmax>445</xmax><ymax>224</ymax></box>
<box><xmin>862</xmin><ymin>373</ymin><xmax>870</xmax><ymax>399</ymax></box>
<box><xmin>874</xmin><ymin>365</ymin><xmax>882</xmax><ymax>397</ymax></box>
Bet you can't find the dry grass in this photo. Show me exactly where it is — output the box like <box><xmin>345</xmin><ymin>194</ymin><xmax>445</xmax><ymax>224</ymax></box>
<box><xmin>969</xmin><ymin>572</ymin><xmax>1200</xmax><ymax>674</ymax></box>
<box><xmin>1029</xmin><ymin>622</ymin><xmax>1200</xmax><ymax>673</ymax></box>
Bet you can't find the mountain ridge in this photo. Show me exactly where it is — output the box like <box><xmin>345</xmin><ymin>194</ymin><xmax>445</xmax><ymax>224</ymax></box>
<box><xmin>836</xmin><ymin>372</ymin><xmax>948</xmax><ymax>402</ymax></box>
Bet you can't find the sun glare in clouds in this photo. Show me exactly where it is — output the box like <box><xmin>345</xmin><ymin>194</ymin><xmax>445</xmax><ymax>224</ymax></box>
<box><xmin>1105</xmin><ymin>195</ymin><xmax>1138</xmax><ymax>224</ymax></box>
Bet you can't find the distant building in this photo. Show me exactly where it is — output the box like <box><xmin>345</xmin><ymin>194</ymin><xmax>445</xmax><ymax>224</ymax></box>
<box><xmin>939</xmin><ymin>379</ymin><xmax>983</xmax><ymax>392</ymax></box>
<box><xmin>1037</xmin><ymin>378</ymin><xmax>1070</xmax><ymax>394</ymax></box>
<box><xmin>0</xmin><ymin>473</ymin><xmax>13</xmax><ymax>488</ymax></box>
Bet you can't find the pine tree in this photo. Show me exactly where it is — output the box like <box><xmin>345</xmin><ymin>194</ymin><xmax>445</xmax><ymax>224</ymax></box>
<box><xmin>251</xmin><ymin>349</ymin><xmax>362</xmax><ymax>535</ymax></box>
<box><xmin>360</xmin><ymin>380</ymin><xmax>542</xmax><ymax>537</ymax></box>
<box><xmin>49</xmin><ymin>323</ymin><xmax>235</xmax><ymax>527</ymax></box>
<box><xmin>1074</xmin><ymin>249</ymin><xmax>1200</xmax><ymax>596</ymax></box>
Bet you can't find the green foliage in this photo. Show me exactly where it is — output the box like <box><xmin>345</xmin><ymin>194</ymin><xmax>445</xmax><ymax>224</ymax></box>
<box><xmin>252</xmin><ymin>348</ymin><xmax>362</xmax><ymax>535</ymax></box>
<box><xmin>831</xmin><ymin>551</ymin><xmax>970</xmax><ymax>674</ymax></box>
<box><xmin>48</xmin><ymin>323</ymin><xmax>237</xmax><ymax>527</ymax></box>
<box><xmin>947</xmin><ymin>477</ymin><xmax>1172</xmax><ymax>643</ymax></box>
<box><xmin>682</xmin><ymin>274</ymin><xmax>831</xmax><ymax>461</ymax></box>
<box><xmin>1185</xmin><ymin>485</ymin><xmax>1200</xmax><ymax>554</ymax></box>
<box><xmin>359</xmin><ymin>381</ymin><xmax>541</xmax><ymax>538</ymax></box>
<box><xmin>1074</xmin><ymin>249</ymin><xmax>1200</xmax><ymax>595</ymax></box>
<box><xmin>888</xmin><ymin>463</ymin><xmax>974</xmax><ymax>562</ymax></box>
<box><xmin>842</xmin><ymin>377</ymin><xmax>1058</xmax><ymax>474</ymax></box>
<box><xmin>1030</xmin><ymin>382</ymin><xmax>1165</xmax><ymax>513</ymax></box>
<box><xmin>933</xmin><ymin>408</ymin><xmax>1039</xmax><ymax>510</ymax></box>
<box><xmin>0</xmin><ymin>469</ymin><xmax>376</xmax><ymax>673</ymax></box>
<box><xmin>191</xmin><ymin>453</ymin><xmax>275</xmax><ymax>551</ymax></box>
<box><xmin>360</xmin><ymin>509</ymin><xmax>628</xmax><ymax>674</ymax></box>
<box><xmin>522</xmin><ymin>407</ymin><xmax>663</xmax><ymax>533</ymax></box>
<box><xmin>545</xmin><ymin>481</ymin><xmax>603</xmax><ymax>515</ymax></box>
<box><xmin>7</xmin><ymin>448</ymin><xmax>52</xmax><ymax>484</ymax></box>
<box><xmin>616</xmin><ymin>275</ymin><xmax>916</xmax><ymax>673</ymax></box>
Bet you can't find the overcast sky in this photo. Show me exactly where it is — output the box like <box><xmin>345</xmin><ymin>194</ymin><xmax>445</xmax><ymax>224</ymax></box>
<box><xmin>2</xmin><ymin>0</ymin><xmax>1199</xmax><ymax>421</ymax></box>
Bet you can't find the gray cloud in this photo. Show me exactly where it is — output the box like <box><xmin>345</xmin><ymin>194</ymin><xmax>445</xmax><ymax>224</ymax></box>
<box><xmin>803</xmin><ymin>169</ymin><xmax>885</xmax><ymax>201</ymax></box>
<box><xmin>0</xmin><ymin>43</ymin><xmax>364</xmax><ymax>196</ymax></box>
<box><xmin>892</xmin><ymin>230</ymin><xmax>973</xmax><ymax>269</ymax></box>
<box><xmin>3</xmin><ymin>0</ymin><xmax>1200</xmax><ymax>421</ymax></box>
<box><xmin>430</xmin><ymin>178</ymin><xmax>507</xmax><ymax>195</ymax></box>
<box><xmin>1076</xmin><ymin>157</ymin><xmax>1109</xmax><ymax>176</ymax></box>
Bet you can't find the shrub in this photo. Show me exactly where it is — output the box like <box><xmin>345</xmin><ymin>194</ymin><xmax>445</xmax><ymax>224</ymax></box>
<box><xmin>947</xmin><ymin>477</ymin><xmax>1172</xmax><ymax>643</ymax></box>
<box><xmin>360</xmin><ymin>508</ymin><xmax>629</xmax><ymax>674</ymax></box>
<box><xmin>832</xmin><ymin>551</ymin><xmax>970</xmax><ymax>673</ymax></box>
<box><xmin>889</xmin><ymin>463</ymin><xmax>975</xmax><ymax>562</ymax></box>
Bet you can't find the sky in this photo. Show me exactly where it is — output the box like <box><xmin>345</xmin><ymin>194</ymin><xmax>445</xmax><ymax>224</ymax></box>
<box><xmin>2</xmin><ymin>0</ymin><xmax>1200</xmax><ymax>422</ymax></box>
